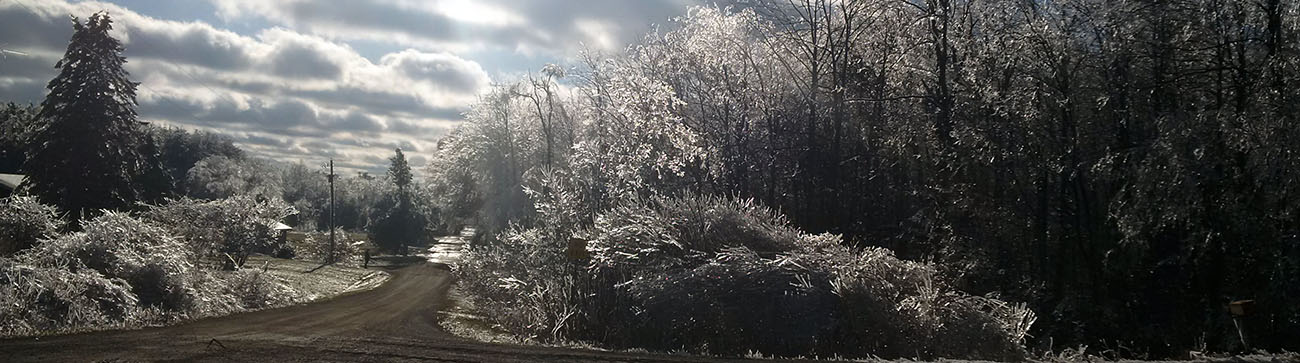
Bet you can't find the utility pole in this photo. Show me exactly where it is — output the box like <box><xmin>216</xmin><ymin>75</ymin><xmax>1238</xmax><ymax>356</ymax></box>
<box><xmin>328</xmin><ymin>159</ymin><xmax>336</xmax><ymax>264</ymax></box>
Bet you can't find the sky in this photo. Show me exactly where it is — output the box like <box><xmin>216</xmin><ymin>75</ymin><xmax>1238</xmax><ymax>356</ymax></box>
<box><xmin>0</xmin><ymin>0</ymin><xmax>696</xmax><ymax>174</ymax></box>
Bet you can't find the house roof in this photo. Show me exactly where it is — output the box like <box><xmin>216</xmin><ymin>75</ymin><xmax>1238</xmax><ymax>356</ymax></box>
<box><xmin>0</xmin><ymin>173</ymin><xmax>24</xmax><ymax>191</ymax></box>
<box><xmin>273</xmin><ymin>222</ymin><xmax>294</xmax><ymax>231</ymax></box>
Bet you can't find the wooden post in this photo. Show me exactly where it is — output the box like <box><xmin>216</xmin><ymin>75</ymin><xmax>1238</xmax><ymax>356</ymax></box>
<box><xmin>1228</xmin><ymin>300</ymin><xmax>1254</xmax><ymax>351</ymax></box>
<box><xmin>328</xmin><ymin>159</ymin><xmax>336</xmax><ymax>264</ymax></box>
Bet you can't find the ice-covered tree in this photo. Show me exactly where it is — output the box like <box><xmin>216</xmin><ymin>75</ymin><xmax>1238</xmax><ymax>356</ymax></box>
<box><xmin>371</xmin><ymin>148</ymin><xmax>427</xmax><ymax>253</ymax></box>
<box><xmin>23</xmin><ymin>12</ymin><xmax>154</xmax><ymax>219</ymax></box>
<box><xmin>388</xmin><ymin>148</ymin><xmax>412</xmax><ymax>190</ymax></box>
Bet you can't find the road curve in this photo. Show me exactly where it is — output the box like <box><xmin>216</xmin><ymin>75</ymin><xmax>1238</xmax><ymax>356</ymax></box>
<box><xmin>0</xmin><ymin>260</ymin><xmax>753</xmax><ymax>362</ymax></box>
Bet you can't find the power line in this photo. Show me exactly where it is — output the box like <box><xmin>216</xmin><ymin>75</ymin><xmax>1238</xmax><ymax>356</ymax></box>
<box><xmin>0</xmin><ymin>46</ymin><xmax>29</xmax><ymax>58</ymax></box>
<box><xmin>4</xmin><ymin>0</ymin><xmax>39</xmax><ymax>19</ymax></box>
<box><xmin>3</xmin><ymin>1</ymin><xmax>38</xmax><ymax>59</ymax></box>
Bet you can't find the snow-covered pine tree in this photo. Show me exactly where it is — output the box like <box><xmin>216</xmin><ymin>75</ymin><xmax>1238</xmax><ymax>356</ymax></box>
<box><xmin>23</xmin><ymin>12</ymin><xmax>151</xmax><ymax>220</ymax></box>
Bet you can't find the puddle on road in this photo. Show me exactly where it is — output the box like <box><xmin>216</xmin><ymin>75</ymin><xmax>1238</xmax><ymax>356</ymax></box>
<box><xmin>421</xmin><ymin>228</ymin><xmax>473</xmax><ymax>265</ymax></box>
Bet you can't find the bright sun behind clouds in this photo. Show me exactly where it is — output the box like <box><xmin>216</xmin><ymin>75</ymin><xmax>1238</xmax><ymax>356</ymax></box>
<box><xmin>0</xmin><ymin>0</ymin><xmax>690</xmax><ymax>173</ymax></box>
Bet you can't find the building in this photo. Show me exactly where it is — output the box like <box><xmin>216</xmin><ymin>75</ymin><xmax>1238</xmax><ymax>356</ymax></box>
<box><xmin>0</xmin><ymin>173</ymin><xmax>24</xmax><ymax>198</ymax></box>
<box><xmin>273</xmin><ymin>222</ymin><xmax>294</xmax><ymax>244</ymax></box>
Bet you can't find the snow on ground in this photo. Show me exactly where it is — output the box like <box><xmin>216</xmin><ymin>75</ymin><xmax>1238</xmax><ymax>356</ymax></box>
<box><xmin>248</xmin><ymin>255</ymin><xmax>391</xmax><ymax>302</ymax></box>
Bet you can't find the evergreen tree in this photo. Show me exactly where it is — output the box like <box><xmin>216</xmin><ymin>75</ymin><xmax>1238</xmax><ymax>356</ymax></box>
<box><xmin>388</xmin><ymin>148</ymin><xmax>412</xmax><ymax>190</ymax></box>
<box><xmin>22</xmin><ymin>12</ymin><xmax>151</xmax><ymax>220</ymax></box>
<box><xmin>372</xmin><ymin>148</ymin><xmax>424</xmax><ymax>253</ymax></box>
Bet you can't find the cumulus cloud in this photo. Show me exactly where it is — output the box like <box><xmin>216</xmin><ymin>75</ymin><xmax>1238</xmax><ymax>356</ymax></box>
<box><xmin>119</xmin><ymin>18</ymin><xmax>260</xmax><ymax>71</ymax></box>
<box><xmin>382</xmin><ymin>50</ymin><xmax>487</xmax><ymax>93</ymax></box>
<box><xmin>262</xmin><ymin>29</ymin><xmax>349</xmax><ymax>79</ymax></box>
<box><xmin>0</xmin><ymin>5</ymin><xmax>70</xmax><ymax>49</ymax></box>
<box><xmin>213</xmin><ymin>0</ymin><xmax>459</xmax><ymax>44</ymax></box>
<box><xmin>0</xmin><ymin>0</ymin><xmax>491</xmax><ymax>173</ymax></box>
<box><xmin>209</xmin><ymin>0</ymin><xmax>693</xmax><ymax>55</ymax></box>
<box><xmin>0</xmin><ymin>0</ymin><xmax>697</xmax><ymax>173</ymax></box>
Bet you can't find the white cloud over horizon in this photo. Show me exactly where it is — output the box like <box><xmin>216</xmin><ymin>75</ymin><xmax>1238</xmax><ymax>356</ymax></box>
<box><xmin>0</xmin><ymin>0</ymin><xmax>691</xmax><ymax>174</ymax></box>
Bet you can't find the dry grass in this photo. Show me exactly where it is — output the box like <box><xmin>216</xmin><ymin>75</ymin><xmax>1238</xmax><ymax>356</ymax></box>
<box><xmin>437</xmin><ymin>286</ymin><xmax>526</xmax><ymax>345</ymax></box>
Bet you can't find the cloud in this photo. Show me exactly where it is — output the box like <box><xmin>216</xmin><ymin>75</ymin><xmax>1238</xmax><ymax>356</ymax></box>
<box><xmin>286</xmin><ymin>86</ymin><xmax>464</xmax><ymax>120</ymax></box>
<box><xmin>0</xmin><ymin>5</ymin><xmax>72</xmax><ymax>50</ymax></box>
<box><xmin>0</xmin><ymin>78</ymin><xmax>45</xmax><ymax>104</ymax></box>
<box><xmin>338</xmin><ymin>111</ymin><xmax>385</xmax><ymax>133</ymax></box>
<box><xmin>1</xmin><ymin>0</ymin><xmax>700</xmax><ymax>174</ymax></box>
<box><xmin>381</xmin><ymin>49</ymin><xmax>487</xmax><ymax>93</ymax></box>
<box><xmin>215</xmin><ymin>0</ymin><xmax>458</xmax><ymax>41</ymax></box>
<box><xmin>491</xmin><ymin>0</ymin><xmax>693</xmax><ymax>52</ymax></box>
<box><xmin>208</xmin><ymin>0</ymin><xmax>694</xmax><ymax>56</ymax></box>
<box><xmin>261</xmin><ymin>28</ymin><xmax>348</xmax><ymax>79</ymax></box>
<box><xmin>120</xmin><ymin>18</ymin><xmax>260</xmax><ymax>71</ymax></box>
<box><xmin>0</xmin><ymin>0</ymin><xmax>492</xmax><ymax>174</ymax></box>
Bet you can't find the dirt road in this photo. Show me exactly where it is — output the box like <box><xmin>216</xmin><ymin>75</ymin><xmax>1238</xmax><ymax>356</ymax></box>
<box><xmin>0</xmin><ymin>239</ymin><xmax>752</xmax><ymax>362</ymax></box>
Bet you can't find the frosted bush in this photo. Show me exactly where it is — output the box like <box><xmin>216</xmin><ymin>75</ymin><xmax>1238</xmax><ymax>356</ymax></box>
<box><xmin>22</xmin><ymin>211</ymin><xmax>192</xmax><ymax>310</ymax></box>
<box><xmin>458</xmin><ymin>195</ymin><xmax>1036</xmax><ymax>360</ymax></box>
<box><xmin>288</xmin><ymin>228</ymin><xmax>360</xmax><ymax>265</ymax></box>
<box><xmin>145</xmin><ymin>196</ymin><xmax>295</xmax><ymax>269</ymax></box>
<box><xmin>0</xmin><ymin>259</ymin><xmax>138</xmax><ymax>337</ymax></box>
<box><xmin>0</xmin><ymin>207</ymin><xmax>317</xmax><ymax>337</ymax></box>
<box><xmin>0</xmin><ymin>196</ymin><xmax>63</xmax><ymax>256</ymax></box>
<box><xmin>222</xmin><ymin>269</ymin><xmax>297</xmax><ymax>309</ymax></box>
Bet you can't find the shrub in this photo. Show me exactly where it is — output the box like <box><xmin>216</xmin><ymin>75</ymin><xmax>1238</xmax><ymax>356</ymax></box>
<box><xmin>795</xmin><ymin>234</ymin><xmax>1037</xmax><ymax>360</ymax></box>
<box><xmin>21</xmin><ymin>211</ymin><xmax>192</xmax><ymax>310</ymax></box>
<box><xmin>145</xmin><ymin>196</ymin><xmax>296</xmax><ymax>269</ymax></box>
<box><xmin>0</xmin><ymin>207</ymin><xmax>311</xmax><ymax>338</ymax></box>
<box><xmin>179</xmin><ymin>267</ymin><xmax>296</xmax><ymax>316</ymax></box>
<box><xmin>457</xmin><ymin>194</ymin><xmax>1036</xmax><ymax>360</ymax></box>
<box><xmin>288</xmin><ymin>228</ymin><xmax>361</xmax><ymax>265</ymax></box>
<box><xmin>651</xmin><ymin>195</ymin><xmax>803</xmax><ymax>254</ymax></box>
<box><xmin>0</xmin><ymin>196</ymin><xmax>63</xmax><ymax>256</ymax></box>
<box><xmin>618</xmin><ymin>247</ymin><xmax>841</xmax><ymax>356</ymax></box>
<box><xmin>584</xmin><ymin>194</ymin><xmax>803</xmax><ymax>270</ymax></box>
<box><xmin>0</xmin><ymin>258</ymin><xmax>139</xmax><ymax>337</ymax></box>
<box><xmin>456</xmin><ymin>226</ymin><xmax>583</xmax><ymax>341</ymax></box>
<box><xmin>221</xmin><ymin>269</ymin><xmax>297</xmax><ymax>309</ymax></box>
